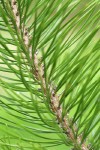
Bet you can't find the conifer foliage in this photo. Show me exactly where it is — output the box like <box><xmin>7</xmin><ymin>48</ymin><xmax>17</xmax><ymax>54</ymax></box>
<box><xmin>0</xmin><ymin>0</ymin><xmax>99</xmax><ymax>150</ymax></box>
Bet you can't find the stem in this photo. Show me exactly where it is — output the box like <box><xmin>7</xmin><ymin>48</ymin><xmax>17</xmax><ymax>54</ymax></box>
<box><xmin>11</xmin><ymin>1</ymin><xmax>89</xmax><ymax>150</ymax></box>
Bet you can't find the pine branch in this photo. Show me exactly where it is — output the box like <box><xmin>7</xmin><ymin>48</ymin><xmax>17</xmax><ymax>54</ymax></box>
<box><xmin>0</xmin><ymin>0</ymin><xmax>99</xmax><ymax>149</ymax></box>
<box><xmin>10</xmin><ymin>1</ymin><xmax>90</xmax><ymax>150</ymax></box>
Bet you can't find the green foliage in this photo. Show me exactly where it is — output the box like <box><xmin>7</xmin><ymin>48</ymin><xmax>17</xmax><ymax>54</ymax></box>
<box><xmin>0</xmin><ymin>0</ymin><xmax>100</xmax><ymax>150</ymax></box>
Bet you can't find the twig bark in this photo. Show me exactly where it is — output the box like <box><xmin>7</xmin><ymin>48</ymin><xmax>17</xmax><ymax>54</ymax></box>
<box><xmin>11</xmin><ymin>1</ymin><xmax>89</xmax><ymax>150</ymax></box>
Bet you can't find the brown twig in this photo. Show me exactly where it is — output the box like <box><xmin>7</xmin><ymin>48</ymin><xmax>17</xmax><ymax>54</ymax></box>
<box><xmin>11</xmin><ymin>1</ymin><xmax>89</xmax><ymax>150</ymax></box>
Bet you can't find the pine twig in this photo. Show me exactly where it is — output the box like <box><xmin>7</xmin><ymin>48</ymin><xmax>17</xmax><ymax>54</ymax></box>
<box><xmin>11</xmin><ymin>1</ymin><xmax>90</xmax><ymax>150</ymax></box>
